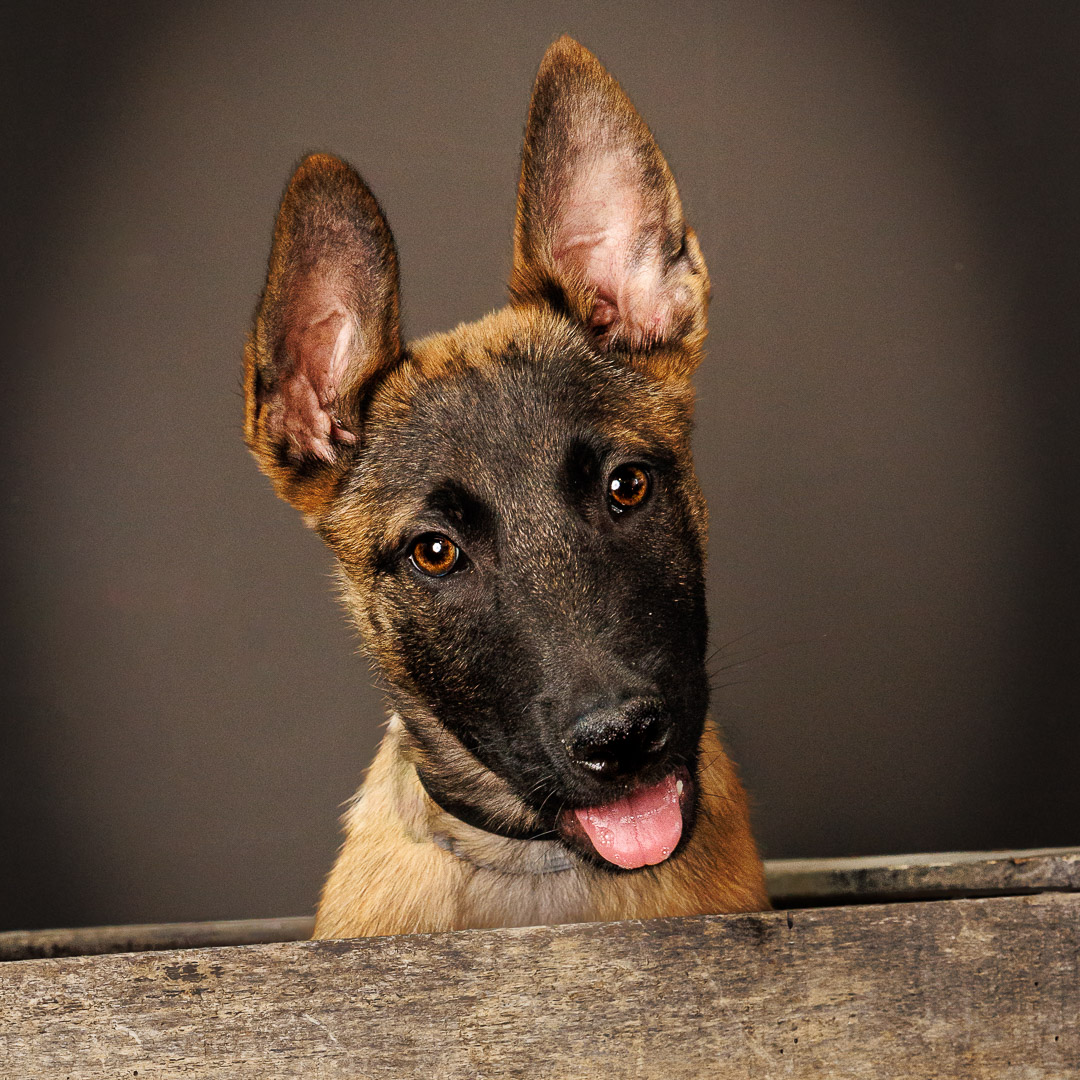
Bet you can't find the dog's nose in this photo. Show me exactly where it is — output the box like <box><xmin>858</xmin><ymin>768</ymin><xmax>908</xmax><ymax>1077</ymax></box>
<box><xmin>565</xmin><ymin>698</ymin><xmax>671</xmax><ymax>780</ymax></box>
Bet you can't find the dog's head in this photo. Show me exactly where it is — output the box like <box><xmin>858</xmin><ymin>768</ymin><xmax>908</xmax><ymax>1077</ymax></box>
<box><xmin>245</xmin><ymin>38</ymin><xmax>713</xmax><ymax>871</ymax></box>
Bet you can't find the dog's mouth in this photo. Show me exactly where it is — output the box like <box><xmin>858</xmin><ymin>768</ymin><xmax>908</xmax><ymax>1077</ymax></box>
<box><xmin>556</xmin><ymin>768</ymin><xmax>694</xmax><ymax>870</ymax></box>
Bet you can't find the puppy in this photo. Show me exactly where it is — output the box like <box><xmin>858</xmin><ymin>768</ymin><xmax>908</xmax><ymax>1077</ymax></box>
<box><xmin>244</xmin><ymin>36</ymin><xmax>768</xmax><ymax>938</ymax></box>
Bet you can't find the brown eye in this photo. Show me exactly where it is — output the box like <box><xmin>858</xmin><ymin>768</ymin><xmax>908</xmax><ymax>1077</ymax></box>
<box><xmin>608</xmin><ymin>464</ymin><xmax>650</xmax><ymax>512</ymax></box>
<box><xmin>410</xmin><ymin>534</ymin><xmax>460</xmax><ymax>577</ymax></box>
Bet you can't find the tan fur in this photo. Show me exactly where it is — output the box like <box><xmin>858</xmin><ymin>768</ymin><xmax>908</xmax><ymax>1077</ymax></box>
<box><xmin>314</xmin><ymin>719</ymin><xmax>766</xmax><ymax>939</ymax></box>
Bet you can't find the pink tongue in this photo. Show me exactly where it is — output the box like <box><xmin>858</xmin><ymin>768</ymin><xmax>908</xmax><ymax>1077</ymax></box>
<box><xmin>574</xmin><ymin>774</ymin><xmax>683</xmax><ymax>869</ymax></box>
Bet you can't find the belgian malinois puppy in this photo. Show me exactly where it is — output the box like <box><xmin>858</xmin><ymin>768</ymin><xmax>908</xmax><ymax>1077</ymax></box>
<box><xmin>244</xmin><ymin>36</ymin><xmax>768</xmax><ymax>938</ymax></box>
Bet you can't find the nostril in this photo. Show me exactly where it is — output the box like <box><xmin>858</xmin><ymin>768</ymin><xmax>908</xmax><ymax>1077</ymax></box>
<box><xmin>643</xmin><ymin>717</ymin><xmax>670</xmax><ymax>755</ymax></box>
<box><xmin>564</xmin><ymin>728</ymin><xmax>623</xmax><ymax>777</ymax></box>
<box><xmin>578</xmin><ymin>755</ymin><xmax>617</xmax><ymax>777</ymax></box>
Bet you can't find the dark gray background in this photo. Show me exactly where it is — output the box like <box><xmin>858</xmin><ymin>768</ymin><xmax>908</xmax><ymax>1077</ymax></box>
<box><xmin>3</xmin><ymin>1</ymin><xmax>1078</xmax><ymax>932</ymax></box>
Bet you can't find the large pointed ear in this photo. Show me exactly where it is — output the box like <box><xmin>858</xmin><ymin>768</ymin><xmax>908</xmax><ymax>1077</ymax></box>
<box><xmin>511</xmin><ymin>37</ymin><xmax>710</xmax><ymax>376</ymax></box>
<box><xmin>244</xmin><ymin>154</ymin><xmax>401</xmax><ymax>517</ymax></box>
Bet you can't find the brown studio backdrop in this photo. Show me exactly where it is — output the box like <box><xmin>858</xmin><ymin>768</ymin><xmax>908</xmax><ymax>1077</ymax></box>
<box><xmin>2</xmin><ymin>0</ymin><xmax>1078</xmax><ymax>932</ymax></box>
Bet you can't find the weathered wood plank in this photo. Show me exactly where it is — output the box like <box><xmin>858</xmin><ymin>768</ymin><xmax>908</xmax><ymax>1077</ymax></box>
<box><xmin>0</xmin><ymin>916</ymin><xmax>315</xmax><ymax>962</ymax></box>
<box><xmin>1</xmin><ymin>892</ymin><xmax>1076</xmax><ymax>1079</ymax></box>
<box><xmin>3</xmin><ymin>847</ymin><xmax>1075</xmax><ymax>962</ymax></box>
<box><xmin>766</xmin><ymin>845</ymin><xmax>1080</xmax><ymax>906</ymax></box>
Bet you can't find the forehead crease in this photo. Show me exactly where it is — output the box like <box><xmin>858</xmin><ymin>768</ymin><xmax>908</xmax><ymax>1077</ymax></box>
<box><xmin>422</xmin><ymin>479</ymin><xmax>498</xmax><ymax>539</ymax></box>
<box><xmin>407</xmin><ymin>367</ymin><xmax>571</xmax><ymax>457</ymax></box>
<box><xmin>366</xmin><ymin>347</ymin><xmax>679</xmax><ymax>514</ymax></box>
<box><xmin>440</xmin><ymin>353</ymin><xmax>663</xmax><ymax>438</ymax></box>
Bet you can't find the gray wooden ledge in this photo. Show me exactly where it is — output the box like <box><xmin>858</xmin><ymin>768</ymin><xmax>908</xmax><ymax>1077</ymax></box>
<box><xmin>1</xmin><ymin>892</ymin><xmax>1077</xmax><ymax>1079</ymax></box>
<box><xmin>0</xmin><ymin>915</ymin><xmax>316</xmax><ymax>963</ymax></box>
<box><xmin>2</xmin><ymin>846</ymin><xmax>1076</xmax><ymax>962</ymax></box>
<box><xmin>765</xmin><ymin>844</ymin><xmax>1080</xmax><ymax>906</ymax></box>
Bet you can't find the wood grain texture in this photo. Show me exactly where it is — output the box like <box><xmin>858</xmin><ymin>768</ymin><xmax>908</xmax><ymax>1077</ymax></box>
<box><xmin>1</xmin><ymin>892</ymin><xmax>1077</xmax><ymax>1079</ymax></box>
<box><xmin>3</xmin><ymin>846</ymin><xmax>1075</xmax><ymax>962</ymax></box>
<box><xmin>765</xmin><ymin>846</ymin><xmax>1080</xmax><ymax>906</ymax></box>
<box><xmin>0</xmin><ymin>916</ymin><xmax>315</xmax><ymax>963</ymax></box>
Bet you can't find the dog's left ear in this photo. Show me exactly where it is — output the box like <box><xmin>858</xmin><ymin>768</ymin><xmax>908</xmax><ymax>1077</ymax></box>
<box><xmin>511</xmin><ymin>36</ymin><xmax>710</xmax><ymax>377</ymax></box>
<box><xmin>244</xmin><ymin>154</ymin><xmax>401</xmax><ymax>518</ymax></box>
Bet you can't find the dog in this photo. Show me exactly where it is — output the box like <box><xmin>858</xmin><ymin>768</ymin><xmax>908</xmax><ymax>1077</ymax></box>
<box><xmin>244</xmin><ymin>36</ymin><xmax>768</xmax><ymax>938</ymax></box>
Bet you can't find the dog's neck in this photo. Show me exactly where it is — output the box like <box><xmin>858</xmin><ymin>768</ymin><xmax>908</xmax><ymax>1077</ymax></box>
<box><xmin>429</xmin><ymin>828</ymin><xmax>576</xmax><ymax>876</ymax></box>
<box><xmin>385</xmin><ymin>714</ymin><xmax>581</xmax><ymax>878</ymax></box>
<box><xmin>316</xmin><ymin>713</ymin><xmax>768</xmax><ymax>938</ymax></box>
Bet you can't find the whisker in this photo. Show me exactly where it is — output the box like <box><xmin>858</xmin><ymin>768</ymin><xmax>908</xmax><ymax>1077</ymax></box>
<box><xmin>704</xmin><ymin>627</ymin><xmax>767</xmax><ymax>666</ymax></box>
<box><xmin>533</xmin><ymin>781</ymin><xmax>564</xmax><ymax>822</ymax></box>
<box><xmin>694</xmin><ymin>788</ymin><xmax>742</xmax><ymax>808</ymax></box>
<box><xmin>708</xmin><ymin>678</ymin><xmax>758</xmax><ymax>694</ymax></box>
<box><xmin>707</xmin><ymin>649</ymin><xmax>773</xmax><ymax>676</ymax></box>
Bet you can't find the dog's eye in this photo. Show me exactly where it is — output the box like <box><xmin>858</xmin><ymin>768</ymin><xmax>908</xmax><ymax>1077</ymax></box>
<box><xmin>608</xmin><ymin>465</ymin><xmax>650</xmax><ymax>513</ymax></box>
<box><xmin>409</xmin><ymin>534</ymin><xmax>460</xmax><ymax>577</ymax></box>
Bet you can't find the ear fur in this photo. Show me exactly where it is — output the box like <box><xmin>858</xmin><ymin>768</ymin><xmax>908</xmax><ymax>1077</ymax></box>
<box><xmin>511</xmin><ymin>37</ymin><xmax>710</xmax><ymax>376</ymax></box>
<box><xmin>244</xmin><ymin>154</ymin><xmax>401</xmax><ymax>517</ymax></box>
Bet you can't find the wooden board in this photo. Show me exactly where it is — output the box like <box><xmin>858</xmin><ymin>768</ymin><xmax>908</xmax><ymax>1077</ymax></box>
<box><xmin>765</xmin><ymin>845</ymin><xmax>1080</xmax><ymax>905</ymax></box>
<box><xmin>1</xmin><ymin>892</ymin><xmax>1077</xmax><ymax>1079</ymax></box>
<box><xmin>0</xmin><ymin>916</ymin><xmax>315</xmax><ymax>963</ymax></box>
<box><xmin>2</xmin><ymin>846</ymin><xmax>1076</xmax><ymax>961</ymax></box>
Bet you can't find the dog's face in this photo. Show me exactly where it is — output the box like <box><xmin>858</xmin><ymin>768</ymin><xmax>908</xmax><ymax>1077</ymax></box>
<box><xmin>325</xmin><ymin>311</ymin><xmax>710</xmax><ymax>856</ymax></box>
<box><xmin>245</xmin><ymin>38</ymin><xmax>713</xmax><ymax>870</ymax></box>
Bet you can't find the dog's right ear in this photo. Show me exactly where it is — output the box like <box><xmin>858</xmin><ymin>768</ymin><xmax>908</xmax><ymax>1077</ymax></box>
<box><xmin>510</xmin><ymin>37</ymin><xmax>710</xmax><ymax>377</ymax></box>
<box><xmin>244</xmin><ymin>154</ymin><xmax>401</xmax><ymax>518</ymax></box>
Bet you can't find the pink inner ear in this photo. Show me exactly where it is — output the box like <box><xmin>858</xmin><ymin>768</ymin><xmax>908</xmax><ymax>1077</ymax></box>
<box><xmin>552</xmin><ymin>152</ymin><xmax>679</xmax><ymax>348</ymax></box>
<box><xmin>271</xmin><ymin>275</ymin><xmax>357</xmax><ymax>464</ymax></box>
